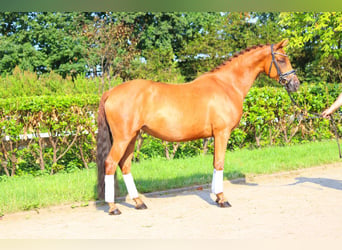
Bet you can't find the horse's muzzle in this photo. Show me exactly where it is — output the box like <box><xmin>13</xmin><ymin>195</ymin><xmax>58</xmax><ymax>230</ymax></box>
<box><xmin>285</xmin><ymin>75</ymin><xmax>300</xmax><ymax>93</ymax></box>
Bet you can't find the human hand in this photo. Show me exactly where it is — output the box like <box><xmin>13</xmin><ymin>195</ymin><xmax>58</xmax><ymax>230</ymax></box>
<box><xmin>322</xmin><ymin>108</ymin><xmax>333</xmax><ymax>118</ymax></box>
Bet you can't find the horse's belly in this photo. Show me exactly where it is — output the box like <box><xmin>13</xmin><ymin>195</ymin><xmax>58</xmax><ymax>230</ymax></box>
<box><xmin>141</xmin><ymin>123</ymin><xmax>212</xmax><ymax>142</ymax></box>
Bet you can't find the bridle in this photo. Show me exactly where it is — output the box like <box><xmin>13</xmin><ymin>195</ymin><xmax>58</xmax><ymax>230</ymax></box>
<box><xmin>268</xmin><ymin>44</ymin><xmax>296</xmax><ymax>86</ymax></box>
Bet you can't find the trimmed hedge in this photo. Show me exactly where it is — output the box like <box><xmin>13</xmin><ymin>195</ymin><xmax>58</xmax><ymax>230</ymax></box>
<box><xmin>0</xmin><ymin>95</ymin><xmax>99</xmax><ymax>177</ymax></box>
<box><xmin>237</xmin><ymin>82</ymin><xmax>341</xmax><ymax>148</ymax></box>
<box><xmin>0</xmin><ymin>82</ymin><xmax>341</xmax><ymax>177</ymax></box>
<box><xmin>0</xmin><ymin>67</ymin><xmax>102</xmax><ymax>98</ymax></box>
<box><xmin>0</xmin><ymin>95</ymin><xmax>99</xmax><ymax>112</ymax></box>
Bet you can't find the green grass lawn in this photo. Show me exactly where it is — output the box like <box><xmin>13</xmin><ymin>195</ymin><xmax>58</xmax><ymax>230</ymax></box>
<box><xmin>1</xmin><ymin>140</ymin><xmax>341</xmax><ymax>215</ymax></box>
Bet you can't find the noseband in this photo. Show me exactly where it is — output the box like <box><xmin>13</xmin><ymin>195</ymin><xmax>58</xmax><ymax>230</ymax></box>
<box><xmin>268</xmin><ymin>44</ymin><xmax>296</xmax><ymax>86</ymax></box>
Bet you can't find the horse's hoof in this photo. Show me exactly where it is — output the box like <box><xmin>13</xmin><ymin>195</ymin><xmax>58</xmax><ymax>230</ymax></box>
<box><xmin>215</xmin><ymin>198</ymin><xmax>232</xmax><ymax>208</ymax></box>
<box><xmin>109</xmin><ymin>208</ymin><xmax>122</xmax><ymax>215</ymax></box>
<box><xmin>135</xmin><ymin>203</ymin><xmax>148</xmax><ymax>210</ymax></box>
<box><xmin>217</xmin><ymin>201</ymin><xmax>232</xmax><ymax>208</ymax></box>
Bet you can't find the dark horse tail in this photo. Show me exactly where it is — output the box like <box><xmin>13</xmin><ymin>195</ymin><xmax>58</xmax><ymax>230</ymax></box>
<box><xmin>96</xmin><ymin>91</ymin><xmax>112</xmax><ymax>200</ymax></box>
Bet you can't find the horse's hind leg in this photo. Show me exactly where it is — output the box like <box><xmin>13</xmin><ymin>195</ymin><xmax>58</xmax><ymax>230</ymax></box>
<box><xmin>105</xmin><ymin>139</ymin><xmax>132</xmax><ymax>215</ymax></box>
<box><xmin>119</xmin><ymin>134</ymin><xmax>147</xmax><ymax>210</ymax></box>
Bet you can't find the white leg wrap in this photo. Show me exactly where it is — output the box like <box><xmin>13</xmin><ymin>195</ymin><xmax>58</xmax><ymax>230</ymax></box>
<box><xmin>211</xmin><ymin>169</ymin><xmax>223</xmax><ymax>194</ymax></box>
<box><xmin>105</xmin><ymin>175</ymin><xmax>115</xmax><ymax>203</ymax></box>
<box><xmin>123</xmin><ymin>173</ymin><xmax>139</xmax><ymax>199</ymax></box>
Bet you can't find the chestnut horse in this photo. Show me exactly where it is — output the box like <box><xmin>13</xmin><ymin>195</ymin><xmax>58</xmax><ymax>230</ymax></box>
<box><xmin>97</xmin><ymin>40</ymin><xmax>300</xmax><ymax>215</ymax></box>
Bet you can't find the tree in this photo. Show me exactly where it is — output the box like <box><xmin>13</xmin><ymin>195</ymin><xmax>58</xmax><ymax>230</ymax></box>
<box><xmin>80</xmin><ymin>13</ymin><xmax>140</xmax><ymax>92</ymax></box>
<box><xmin>111</xmin><ymin>12</ymin><xmax>221</xmax><ymax>55</ymax></box>
<box><xmin>0</xmin><ymin>12</ymin><xmax>291</xmax><ymax>83</ymax></box>
<box><xmin>130</xmin><ymin>47</ymin><xmax>184</xmax><ymax>83</ymax></box>
<box><xmin>177</xmin><ymin>14</ymin><xmax>230</xmax><ymax>80</ymax></box>
<box><xmin>110</xmin><ymin>12</ymin><xmax>224</xmax><ymax>81</ymax></box>
<box><xmin>177</xmin><ymin>12</ymin><xmax>284</xmax><ymax>81</ymax></box>
<box><xmin>0</xmin><ymin>13</ymin><xmax>47</xmax><ymax>74</ymax></box>
<box><xmin>279</xmin><ymin>12</ymin><xmax>342</xmax><ymax>82</ymax></box>
<box><xmin>0</xmin><ymin>12</ymin><xmax>88</xmax><ymax>77</ymax></box>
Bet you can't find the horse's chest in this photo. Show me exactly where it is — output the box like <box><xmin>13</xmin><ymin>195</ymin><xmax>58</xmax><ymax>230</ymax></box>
<box><xmin>209</xmin><ymin>101</ymin><xmax>243</xmax><ymax>131</ymax></box>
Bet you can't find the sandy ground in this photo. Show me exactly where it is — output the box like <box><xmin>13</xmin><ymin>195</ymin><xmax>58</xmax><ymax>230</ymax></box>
<box><xmin>1</xmin><ymin>162</ymin><xmax>342</xmax><ymax>239</ymax></box>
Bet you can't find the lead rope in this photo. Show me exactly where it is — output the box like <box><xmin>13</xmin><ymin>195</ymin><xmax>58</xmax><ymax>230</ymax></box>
<box><xmin>286</xmin><ymin>89</ymin><xmax>342</xmax><ymax>159</ymax></box>
<box><xmin>330</xmin><ymin>117</ymin><xmax>342</xmax><ymax>159</ymax></box>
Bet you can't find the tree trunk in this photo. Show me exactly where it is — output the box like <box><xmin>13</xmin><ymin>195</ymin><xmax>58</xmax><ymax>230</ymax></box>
<box><xmin>37</xmin><ymin>135</ymin><xmax>45</xmax><ymax>171</ymax></box>
<box><xmin>78</xmin><ymin>141</ymin><xmax>89</xmax><ymax>169</ymax></box>
<box><xmin>1</xmin><ymin>142</ymin><xmax>10</xmax><ymax>176</ymax></box>
<box><xmin>134</xmin><ymin>132</ymin><xmax>144</xmax><ymax>162</ymax></box>
<box><xmin>202</xmin><ymin>138</ymin><xmax>209</xmax><ymax>154</ymax></box>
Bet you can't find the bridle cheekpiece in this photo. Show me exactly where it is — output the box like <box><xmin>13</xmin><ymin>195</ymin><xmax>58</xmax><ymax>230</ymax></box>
<box><xmin>268</xmin><ymin>44</ymin><xmax>296</xmax><ymax>86</ymax></box>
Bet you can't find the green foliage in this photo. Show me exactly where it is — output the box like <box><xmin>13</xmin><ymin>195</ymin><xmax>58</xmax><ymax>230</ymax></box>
<box><xmin>130</xmin><ymin>47</ymin><xmax>185</xmax><ymax>83</ymax></box>
<box><xmin>113</xmin><ymin>12</ymin><xmax>222</xmax><ymax>55</ymax></box>
<box><xmin>0</xmin><ymin>94</ymin><xmax>99</xmax><ymax>113</ymax></box>
<box><xmin>178</xmin><ymin>12</ymin><xmax>284</xmax><ymax>81</ymax></box>
<box><xmin>0</xmin><ymin>94</ymin><xmax>99</xmax><ymax>177</ymax></box>
<box><xmin>80</xmin><ymin>14</ymin><xmax>140</xmax><ymax>83</ymax></box>
<box><xmin>279</xmin><ymin>12</ymin><xmax>342</xmax><ymax>82</ymax></box>
<box><xmin>1</xmin><ymin>12</ymin><xmax>340</xmax><ymax>84</ymax></box>
<box><xmin>0</xmin><ymin>67</ymin><xmax>101</xmax><ymax>98</ymax></box>
<box><xmin>0</xmin><ymin>12</ymin><xmax>89</xmax><ymax>77</ymax></box>
<box><xmin>237</xmin><ymin>83</ymin><xmax>342</xmax><ymax>147</ymax></box>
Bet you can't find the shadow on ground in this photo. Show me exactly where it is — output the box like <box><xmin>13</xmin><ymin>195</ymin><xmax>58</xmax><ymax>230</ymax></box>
<box><xmin>289</xmin><ymin>177</ymin><xmax>342</xmax><ymax>191</ymax></box>
<box><xmin>95</xmin><ymin>173</ymin><xmax>259</xmax><ymax>213</ymax></box>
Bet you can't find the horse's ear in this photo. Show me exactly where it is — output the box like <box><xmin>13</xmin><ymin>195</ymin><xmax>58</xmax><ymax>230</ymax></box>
<box><xmin>274</xmin><ymin>39</ymin><xmax>289</xmax><ymax>50</ymax></box>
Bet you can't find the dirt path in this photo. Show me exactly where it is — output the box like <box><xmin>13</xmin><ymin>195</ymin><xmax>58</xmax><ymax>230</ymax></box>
<box><xmin>1</xmin><ymin>163</ymin><xmax>342</xmax><ymax>239</ymax></box>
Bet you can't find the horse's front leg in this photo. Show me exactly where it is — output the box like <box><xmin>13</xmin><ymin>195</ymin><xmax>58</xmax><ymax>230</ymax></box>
<box><xmin>212</xmin><ymin>129</ymin><xmax>232</xmax><ymax>208</ymax></box>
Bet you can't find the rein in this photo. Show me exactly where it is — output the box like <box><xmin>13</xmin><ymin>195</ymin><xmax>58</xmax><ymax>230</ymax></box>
<box><xmin>269</xmin><ymin>43</ymin><xmax>342</xmax><ymax>159</ymax></box>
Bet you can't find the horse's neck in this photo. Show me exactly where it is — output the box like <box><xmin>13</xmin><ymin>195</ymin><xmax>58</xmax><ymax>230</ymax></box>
<box><xmin>212</xmin><ymin>46</ymin><xmax>269</xmax><ymax>98</ymax></box>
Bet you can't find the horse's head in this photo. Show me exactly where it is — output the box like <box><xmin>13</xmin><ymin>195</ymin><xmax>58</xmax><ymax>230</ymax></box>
<box><xmin>265</xmin><ymin>39</ymin><xmax>300</xmax><ymax>92</ymax></box>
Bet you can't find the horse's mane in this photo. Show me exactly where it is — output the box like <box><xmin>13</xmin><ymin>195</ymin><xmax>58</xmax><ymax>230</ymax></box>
<box><xmin>210</xmin><ymin>44</ymin><xmax>268</xmax><ymax>73</ymax></box>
